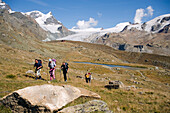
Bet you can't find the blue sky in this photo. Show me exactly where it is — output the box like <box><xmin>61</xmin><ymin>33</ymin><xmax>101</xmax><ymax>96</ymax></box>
<box><xmin>4</xmin><ymin>0</ymin><xmax>170</xmax><ymax>29</ymax></box>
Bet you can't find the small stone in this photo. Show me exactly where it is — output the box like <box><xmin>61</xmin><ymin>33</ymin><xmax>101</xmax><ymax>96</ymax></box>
<box><xmin>139</xmin><ymin>102</ymin><xmax>144</xmax><ymax>105</ymax></box>
<box><xmin>59</xmin><ymin>100</ymin><xmax>113</xmax><ymax>113</ymax></box>
<box><xmin>117</xmin><ymin>107</ymin><xmax>121</xmax><ymax>112</ymax></box>
<box><xmin>26</xmin><ymin>70</ymin><xmax>34</xmax><ymax>74</ymax></box>
<box><xmin>124</xmin><ymin>86</ymin><xmax>131</xmax><ymax>91</ymax></box>
<box><xmin>165</xmin><ymin>83</ymin><xmax>169</xmax><ymax>86</ymax></box>
<box><xmin>155</xmin><ymin>66</ymin><xmax>159</xmax><ymax>70</ymax></box>
<box><xmin>43</xmin><ymin>72</ymin><xmax>47</xmax><ymax>76</ymax></box>
<box><xmin>131</xmin><ymin>85</ymin><xmax>136</xmax><ymax>88</ymax></box>
<box><xmin>76</xmin><ymin>76</ymin><xmax>82</xmax><ymax>78</ymax></box>
<box><xmin>105</xmin><ymin>84</ymin><xmax>119</xmax><ymax>89</ymax></box>
<box><xmin>106</xmin><ymin>81</ymin><xmax>124</xmax><ymax>89</ymax></box>
<box><xmin>138</xmin><ymin>92</ymin><xmax>144</xmax><ymax>95</ymax></box>
<box><xmin>114</xmin><ymin>100</ymin><xmax>118</xmax><ymax>103</ymax></box>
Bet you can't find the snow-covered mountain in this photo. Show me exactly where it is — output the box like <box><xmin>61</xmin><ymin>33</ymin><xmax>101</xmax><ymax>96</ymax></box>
<box><xmin>0</xmin><ymin>0</ymin><xmax>73</xmax><ymax>41</ymax></box>
<box><xmin>57</xmin><ymin>22</ymin><xmax>130</xmax><ymax>41</ymax></box>
<box><xmin>125</xmin><ymin>14</ymin><xmax>170</xmax><ymax>33</ymax></box>
<box><xmin>56</xmin><ymin>14</ymin><xmax>170</xmax><ymax>56</ymax></box>
<box><xmin>25</xmin><ymin>11</ymin><xmax>62</xmax><ymax>34</ymax></box>
<box><xmin>24</xmin><ymin>11</ymin><xmax>73</xmax><ymax>38</ymax></box>
<box><xmin>24</xmin><ymin>11</ymin><xmax>74</xmax><ymax>41</ymax></box>
<box><xmin>0</xmin><ymin>0</ymin><xmax>15</xmax><ymax>13</ymax></box>
<box><xmin>91</xmin><ymin>14</ymin><xmax>170</xmax><ymax>56</ymax></box>
<box><xmin>0</xmin><ymin>0</ymin><xmax>10</xmax><ymax>10</ymax></box>
<box><xmin>57</xmin><ymin>14</ymin><xmax>170</xmax><ymax>42</ymax></box>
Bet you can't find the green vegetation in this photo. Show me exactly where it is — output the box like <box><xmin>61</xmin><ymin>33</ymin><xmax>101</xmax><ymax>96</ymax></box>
<box><xmin>0</xmin><ymin>104</ymin><xmax>12</xmax><ymax>113</ymax></box>
<box><xmin>6</xmin><ymin>74</ymin><xmax>16</xmax><ymax>79</ymax></box>
<box><xmin>0</xmin><ymin>41</ymin><xmax>169</xmax><ymax>113</ymax></box>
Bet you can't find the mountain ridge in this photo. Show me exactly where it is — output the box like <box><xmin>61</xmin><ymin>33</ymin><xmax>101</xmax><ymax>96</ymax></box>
<box><xmin>58</xmin><ymin>14</ymin><xmax>170</xmax><ymax>56</ymax></box>
<box><xmin>124</xmin><ymin>14</ymin><xmax>170</xmax><ymax>33</ymax></box>
<box><xmin>59</xmin><ymin>14</ymin><xmax>170</xmax><ymax>42</ymax></box>
<box><xmin>0</xmin><ymin>0</ymin><xmax>74</xmax><ymax>41</ymax></box>
<box><xmin>24</xmin><ymin>10</ymin><xmax>74</xmax><ymax>41</ymax></box>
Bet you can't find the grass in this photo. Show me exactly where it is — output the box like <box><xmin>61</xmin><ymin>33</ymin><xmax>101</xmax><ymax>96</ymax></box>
<box><xmin>0</xmin><ymin>41</ymin><xmax>169</xmax><ymax>113</ymax></box>
<box><xmin>6</xmin><ymin>74</ymin><xmax>16</xmax><ymax>79</ymax></box>
<box><xmin>63</xmin><ymin>97</ymin><xmax>95</xmax><ymax>109</ymax></box>
<box><xmin>0</xmin><ymin>104</ymin><xmax>12</xmax><ymax>113</ymax></box>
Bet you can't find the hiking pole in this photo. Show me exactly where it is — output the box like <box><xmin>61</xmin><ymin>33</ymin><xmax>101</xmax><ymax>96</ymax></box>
<box><xmin>47</xmin><ymin>68</ymin><xmax>50</xmax><ymax>83</ymax></box>
<box><xmin>47</xmin><ymin>69</ymin><xmax>48</xmax><ymax>82</ymax></box>
<box><xmin>55</xmin><ymin>68</ymin><xmax>56</xmax><ymax>81</ymax></box>
<box><xmin>67</xmin><ymin>71</ymin><xmax>69</xmax><ymax>80</ymax></box>
<box><xmin>34</xmin><ymin>68</ymin><xmax>37</xmax><ymax>80</ymax></box>
<box><xmin>60</xmin><ymin>69</ymin><xmax>61</xmax><ymax>81</ymax></box>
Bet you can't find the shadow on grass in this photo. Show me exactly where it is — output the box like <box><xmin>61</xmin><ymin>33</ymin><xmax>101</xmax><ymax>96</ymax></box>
<box><xmin>24</xmin><ymin>75</ymin><xmax>46</xmax><ymax>81</ymax></box>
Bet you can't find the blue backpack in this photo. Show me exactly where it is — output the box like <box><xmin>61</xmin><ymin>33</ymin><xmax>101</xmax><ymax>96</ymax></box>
<box><xmin>38</xmin><ymin>60</ymin><xmax>43</xmax><ymax>68</ymax></box>
<box><xmin>65</xmin><ymin>62</ymin><xmax>69</xmax><ymax>71</ymax></box>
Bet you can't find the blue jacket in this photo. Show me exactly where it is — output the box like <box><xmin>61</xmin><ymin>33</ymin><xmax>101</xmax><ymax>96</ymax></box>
<box><xmin>34</xmin><ymin>60</ymin><xmax>42</xmax><ymax>69</ymax></box>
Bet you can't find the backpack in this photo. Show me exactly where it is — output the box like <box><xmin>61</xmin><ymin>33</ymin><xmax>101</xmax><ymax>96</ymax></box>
<box><xmin>65</xmin><ymin>62</ymin><xmax>68</xmax><ymax>68</ymax></box>
<box><xmin>52</xmin><ymin>59</ymin><xmax>56</xmax><ymax>63</ymax></box>
<box><xmin>65</xmin><ymin>62</ymin><xmax>69</xmax><ymax>71</ymax></box>
<box><xmin>38</xmin><ymin>60</ymin><xmax>43</xmax><ymax>68</ymax></box>
<box><xmin>86</xmin><ymin>73</ymin><xmax>91</xmax><ymax>78</ymax></box>
<box><xmin>51</xmin><ymin>59</ymin><xmax>56</xmax><ymax>68</ymax></box>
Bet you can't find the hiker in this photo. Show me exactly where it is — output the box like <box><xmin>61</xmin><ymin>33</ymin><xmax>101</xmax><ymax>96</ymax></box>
<box><xmin>48</xmin><ymin>59</ymin><xmax>56</xmax><ymax>80</ymax></box>
<box><xmin>34</xmin><ymin>59</ymin><xmax>43</xmax><ymax>80</ymax></box>
<box><xmin>85</xmin><ymin>72</ymin><xmax>92</xmax><ymax>83</ymax></box>
<box><xmin>61</xmin><ymin>62</ymin><xmax>69</xmax><ymax>81</ymax></box>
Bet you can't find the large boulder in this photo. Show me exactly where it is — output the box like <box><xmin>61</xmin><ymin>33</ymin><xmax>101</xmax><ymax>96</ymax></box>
<box><xmin>59</xmin><ymin>100</ymin><xmax>113</xmax><ymax>113</ymax></box>
<box><xmin>0</xmin><ymin>84</ymin><xmax>101</xmax><ymax>112</ymax></box>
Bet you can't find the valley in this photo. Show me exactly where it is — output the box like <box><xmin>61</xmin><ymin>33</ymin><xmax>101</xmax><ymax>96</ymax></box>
<box><xmin>0</xmin><ymin>40</ymin><xmax>170</xmax><ymax>112</ymax></box>
<box><xmin>0</xmin><ymin>1</ymin><xmax>170</xmax><ymax>112</ymax></box>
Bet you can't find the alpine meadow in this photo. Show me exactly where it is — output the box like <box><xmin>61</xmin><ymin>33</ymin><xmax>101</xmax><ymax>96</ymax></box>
<box><xmin>0</xmin><ymin>0</ymin><xmax>170</xmax><ymax>113</ymax></box>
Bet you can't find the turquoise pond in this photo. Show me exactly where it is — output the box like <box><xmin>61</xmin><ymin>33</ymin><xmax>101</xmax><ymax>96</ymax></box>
<box><xmin>73</xmin><ymin>62</ymin><xmax>146</xmax><ymax>70</ymax></box>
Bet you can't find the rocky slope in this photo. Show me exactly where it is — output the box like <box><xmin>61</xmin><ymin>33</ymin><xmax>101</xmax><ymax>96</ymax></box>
<box><xmin>0</xmin><ymin>0</ymin><xmax>73</xmax><ymax>42</ymax></box>
<box><xmin>0</xmin><ymin>9</ymin><xmax>48</xmax><ymax>50</ymax></box>
<box><xmin>93</xmin><ymin>30</ymin><xmax>170</xmax><ymax>56</ymax></box>
<box><xmin>90</xmin><ymin>14</ymin><xmax>170</xmax><ymax>56</ymax></box>
<box><xmin>0</xmin><ymin>0</ymin><xmax>10</xmax><ymax>10</ymax></box>
<box><xmin>24</xmin><ymin>11</ymin><xmax>74</xmax><ymax>41</ymax></box>
<box><xmin>57</xmin><ymin>14</ymin><xmax>170</xmax><ymax>56</ymax></box>
<box><xmin>125</xmin><ymin>14</ymin><xmax>170</xmax><ymax>33</ymax></box>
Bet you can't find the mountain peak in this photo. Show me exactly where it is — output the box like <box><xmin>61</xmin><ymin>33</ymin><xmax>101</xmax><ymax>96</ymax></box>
<box><xmin>24</xmin><ymin>10</ymin><xmax>73</xmax><ymax>37</ymax></box>
<box><xmin>0</xmin><ymin>0</ymin><xmax>11</xmax><ymax>10</ymax></box>
<box><xmin>124</xmin><ymin>14</ymin><xmax>170</xmax><ymax>33</ymax></box>
<box><xmin>48</xmin><ymin>11</ymin><xmax>52</xmax><ymax>15</ymax></box>
<box><xmin>0</xmin><ymin>0</ymin><xmax>15</xmax><ymax>14</ymax></box>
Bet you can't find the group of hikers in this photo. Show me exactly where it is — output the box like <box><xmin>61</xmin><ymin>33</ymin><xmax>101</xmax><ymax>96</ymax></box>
<box><xmin>34</xmin><ymin>59</ymin><xmax>92</xmax><ymax>83</ymax></box>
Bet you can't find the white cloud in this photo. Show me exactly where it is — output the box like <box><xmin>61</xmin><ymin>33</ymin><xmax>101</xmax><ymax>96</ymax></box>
<box><xmin>147</xmin><ymin>6</ymin><xmax>154</xmax><ymax>16</ymax></box>
<box><xmin>75</xmin><ymin>17</ymin><xmax>98</xmax><ymax>29</ymax></box>
<box><xmin>134</xmin><ymin>6</ymin><xmax>154</xmax><ymax>23</ymax></box>
<box><xmin>97</xmin><ymin>12</ymin><xmax>102</xmax><ymax>17</ymax></box>
<box><xmin>134</xmin><ymin>8</ymin><xmax>146</xmax><ymax>24</ymax></box>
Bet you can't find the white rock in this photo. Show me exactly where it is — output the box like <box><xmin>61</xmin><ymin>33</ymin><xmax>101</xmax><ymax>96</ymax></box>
<box><xmin>1</xmin><ymin>84</ymin><xmax>101</xmax><ymax>112</ymax></box>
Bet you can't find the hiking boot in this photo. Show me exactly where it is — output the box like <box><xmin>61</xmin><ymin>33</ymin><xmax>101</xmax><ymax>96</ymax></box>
<box><xmin>39</xmin><ymin>76</ymin><xmax>41</xmax><ymax>79</ymax></box>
